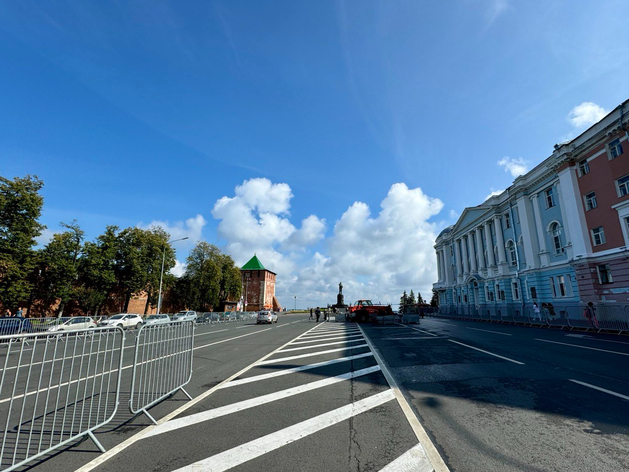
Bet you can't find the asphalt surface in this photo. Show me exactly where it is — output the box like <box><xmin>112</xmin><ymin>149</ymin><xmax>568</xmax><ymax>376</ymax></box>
<box><xmin>5</xmin><ymin>314</ymin><xmax>629</xmax><ymax>471</ymax></box>
<box><xmin>362</xmin><ymin>317</ymin><xmax>629</xmax><ymax>472</ymax></box>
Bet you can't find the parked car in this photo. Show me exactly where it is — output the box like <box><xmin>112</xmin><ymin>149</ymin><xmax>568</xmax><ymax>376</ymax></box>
<box><xmin>172</xmin><ymin>311</ymin><xmax>197</xmax><ymax>322</ymax></box>
<box><xmin>257</xmin><ymin>310</ymin><xmax>278</xmax><ymax>324</ymax></box>
<box><xmin>98</xmin><ymin>313</ymin><xmax>143</xmax><ymax>329</ymax></box>
<box><xmin>144</xmin><ymin>314</ymin><xmax>171</xmax><ymax>326</ymax></box>
<box><xmin>47</xmin><ymin>316</ymin><xmax>96</xmax><ymax>332</ymax></box>
<box><xmin>0</xmin><ymin>317</ymin><xmax>33</xmax><ymax>335</ymax></box>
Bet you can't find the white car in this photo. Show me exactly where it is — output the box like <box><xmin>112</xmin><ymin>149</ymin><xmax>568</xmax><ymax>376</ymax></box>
<box><xmin>99</xmin><ymin>314</ymin><xmax>143</xmax><ymax>329</ymax></box>
<box><xmin>48</xmin><ymin>316</ymin><xmax>97</xmax><ymax>332</ymax></box>
<box><xmin>257</xmin><ymin>311</ymin><xmax>278</xmax><ymax>324</ymax></box>
<box><xmin>144</xmin><ymin>314</ymin><xmax>171</xmax><ymax>326</ymax></box>
<box><xmin>172</xmin><ymin>311</ymin><xmax>197</xmax><ymax>322</ymax></box>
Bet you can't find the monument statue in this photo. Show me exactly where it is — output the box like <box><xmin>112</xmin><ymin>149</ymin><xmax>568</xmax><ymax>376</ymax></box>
<box><xmin>335</xmin><ymin>282</ymin><xmax>346</xmax><ymax>308</ymax></box>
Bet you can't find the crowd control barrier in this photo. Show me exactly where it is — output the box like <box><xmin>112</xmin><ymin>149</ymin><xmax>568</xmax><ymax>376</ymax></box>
<box><xmin>0</xmin><ymin>327</ymin><xmax>124</xmax><ymax>472</ymax></box>
<box><xmin>129</xmin><ymin>321</ymin><xmax>194</xmax><ymax>424</ymax></box>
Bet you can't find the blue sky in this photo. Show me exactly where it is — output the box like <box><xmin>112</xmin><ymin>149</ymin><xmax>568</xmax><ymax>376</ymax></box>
<box><xmin>2</xmin><ymin>0</ymin><xmax>628</xmax><ymax>307</ymax></box>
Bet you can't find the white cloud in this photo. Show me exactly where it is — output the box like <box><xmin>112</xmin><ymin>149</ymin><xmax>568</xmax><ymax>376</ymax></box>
<box><xmin>35</xmin><ymin>228</ymin><xmax>56</xmax><ymax>247</ymax></box>
<box><xmin>170</xmin><ymin>259</ymin><xmax>187</xmax><ymax>277</ymax></box>
<box><xmin>212</xmin><ymin>179</ymin><xmax>444</xmax><ymax>308</ymax></box>
<box><xmin>485</xmin><ymin>188</ymin><xmax>504</xmax><ymax>201</ymax></box>
<box><xmin>568</xmin><ymin>102</ymin><xmax>608</xmax><ymax>129</ymax></box>
<box><xmin>498</xmin><ymin>156</ymin><xmax>528</xmax><ymax>178</ymax></box>
<box><xmin>449</xmin><ymin>209</ymin><xmax>459</xmax><ymax>220</ymax></box>
<box><xmin>485</xmin><ymin>0</ymin><xmax>511</xmax><ymax>27</ymax></box>
<box><xmin>138</xmin><ymin>214</ymin><xmax>206</xmax><ymax>245</ymax></box>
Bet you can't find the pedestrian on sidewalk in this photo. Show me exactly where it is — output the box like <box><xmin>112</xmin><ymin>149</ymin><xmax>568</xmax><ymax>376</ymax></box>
<box><xmin>532</xmin><ymin>302</ymin><xmax>542</xmax><ymax>321</ymax></box>
<box><xmin>315</xmin><ymin>307</ymin><xmax>321</xmax><ymax>323</ymax></box>
<box><xmin>584</xmin><ymin>302</ymin><xmax>600</xmax><ymax>329</ymax></box>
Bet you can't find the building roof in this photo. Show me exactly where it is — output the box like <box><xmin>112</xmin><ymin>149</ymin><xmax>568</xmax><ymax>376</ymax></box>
<box><xmin>241</xmin><ymin>254</ymin><xmax>266</xmax><ymax>270</ymax></box>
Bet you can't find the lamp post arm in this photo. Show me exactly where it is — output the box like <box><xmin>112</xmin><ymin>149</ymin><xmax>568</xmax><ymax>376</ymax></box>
<box><xmin>157</xmin><ymin>246</ymin><xmax>166</xmax><ymax>315</ymax></box>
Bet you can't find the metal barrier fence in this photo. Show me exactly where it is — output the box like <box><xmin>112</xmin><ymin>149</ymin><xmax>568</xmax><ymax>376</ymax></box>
<box><xmin>129</xmin><ymin>321</ymin><xmax>194</xmax><ymax>424</ymax></box>
<box><xmin>0</xmin><ymin>327</ymin><xmax>125</xmax><ymax>472</ymax></box>
<box><xmin>434</xmin><ymin>302</ymin><xmax>629</xmax><ymax>334</ymax></box>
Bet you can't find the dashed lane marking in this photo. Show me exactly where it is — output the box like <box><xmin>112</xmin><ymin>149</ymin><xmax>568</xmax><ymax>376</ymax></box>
<box><xmin>171</xmin><ymin>390</ymin><xmax>396</xmax><ymax>472</ymax></box>
<box><xmin>569</xmin><ymin>379</ymin><xmax>629</xmax><ymax>401</ymax></box>
<box><xmin>535</xmin><ymin>338</ymin><xmax>629</xmax><ymax>356</ymax></box>
<box><xmin>467</xmin><ymin>327</ymin><xmax>512</xmax><ymax>336</ymax></box>
<box><xmin>449</xmin><ymin>340</ymin><xmax>525</xmax><ymax>365</ymax></box>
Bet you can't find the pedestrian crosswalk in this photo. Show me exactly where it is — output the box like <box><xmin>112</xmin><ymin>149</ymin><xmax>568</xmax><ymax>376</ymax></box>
<box><xmin>94</xmin><ymin>321</ymin><xmax>439</xmax><ymax>471</ymax></box>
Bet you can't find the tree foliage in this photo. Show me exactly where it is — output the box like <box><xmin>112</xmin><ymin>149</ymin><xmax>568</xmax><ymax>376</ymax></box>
<box><xmin>0</xmin><ymin>175</ymin><xmax>45</xmax><ymax>310</ymax></box>
<box><xmin>399</xmin><ymin>290</ymin><xmax>408</xmax><ymax>308</ymax></box>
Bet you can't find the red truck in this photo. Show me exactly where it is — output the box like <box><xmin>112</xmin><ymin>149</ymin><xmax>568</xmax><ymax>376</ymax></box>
<box><xmin>347</xmin><ymin>300</ymin><xmax>395</xmax><ymax>323</ymax></box>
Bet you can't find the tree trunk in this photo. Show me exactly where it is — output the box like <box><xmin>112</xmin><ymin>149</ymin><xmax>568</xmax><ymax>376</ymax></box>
<box><xmin>144</xmin><ymin>290</ymin><xmax>151</xmax><ymax>315</ymax></box>
<box><xmin>57</xmin><ymin>302</ymin><xmax>65</xmax><ymax>318</ymax></box>
<box><xmin>123</xmin><ymin>293</ymin><xmax>131</xmax><ymax>313</ymax></box>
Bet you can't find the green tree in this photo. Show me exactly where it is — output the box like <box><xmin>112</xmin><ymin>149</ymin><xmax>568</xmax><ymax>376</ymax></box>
<box><xmin>40</xmin><ymin>221</ymin><xmax>84</xmax><ymax>316</ymax></box>
<box><xmin>430</xmin><ymin>290</ymin><xmax>439</xmax><ymax>307</ymax></box>
<box><xmin>399</xmin><ymin>290</ymin><xmax>408</xmax><ymax>309</ymax></box>
<box><xmin>0</xmin><ymin>175</ymin><xmax>45</xmax><ymax>311</ymax></box>
<box><xmin>77</xmin><ymin>226</ymin><xmax>120</xmax><ymax>316</ymax></box>
<box><xmin>408</xmin><ymin>290</ymin><xmax>416</xmax><ymax>305</ymax></box>
<box><xmin>416</xmin><ymin>291</ymin><xmax>424</xmax><ymax>304</ymax></box>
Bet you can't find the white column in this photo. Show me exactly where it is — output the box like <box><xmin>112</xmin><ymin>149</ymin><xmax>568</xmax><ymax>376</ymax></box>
<box><xmin>475</xmin><ymin>229</ymin><xmax>486</xmax><ymax>269</ymax></box>
<box><xmin>516</xmin><ymin>196</ymin><xmax>538</xmax><ymax>269</ymax></box>
<box><xmin>484</xmin><ymin>221</ymin><xmax>496</xmax><ymax>267</ymax></box>
<box><xmin>444</xmin><ymin>245</ymin><xmax>452</xmax><ymax>285</ymax></box>
<box><xmin>436</xmin><ymin>249</ymin><xmax>443</xmax><ymax>281</ymax></box>
<box><xmin>494</xmin><ymin>216</ymin><xmax>507</xmax><ymax>265</ymax></box>
<box><xmin>468</xmin><ymin>232</ymin><xmax>478</xmax><ymax>272</ymax></box>
<box><xmin>530</xmin><ymin>193</ymin><xmax>548</xmax><ymax>257</ymax></box>
<box><xmin>557</xmin><ymin>166</ymin><xmax>592</xmax><ymax>257</ymax></box>
<box><xmin>454</xmin><ymin>240</ymin><xmax>463</xmax><ymax>276</ymax></box>
<box><xmin>461</xmin><ymin>237</ymin><xmax>470</xmax><ymax>275</ymax></box>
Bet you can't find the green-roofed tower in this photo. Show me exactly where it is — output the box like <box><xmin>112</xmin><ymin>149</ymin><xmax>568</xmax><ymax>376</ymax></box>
<box><xmin>240</xmin><ymin>255</ymin><xmax>281</xmax><ymax>312</ymax></box>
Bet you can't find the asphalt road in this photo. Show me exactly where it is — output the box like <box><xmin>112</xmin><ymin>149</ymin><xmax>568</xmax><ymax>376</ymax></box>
<box><xmin>362</xmin><ymin>317</ymin><xmax>629</xmax><ymax>472</ymax></box>
<box><xmin>6</xmin><ymin>314</ymin><xmax>629</xmax><ymax>471</ymax></box>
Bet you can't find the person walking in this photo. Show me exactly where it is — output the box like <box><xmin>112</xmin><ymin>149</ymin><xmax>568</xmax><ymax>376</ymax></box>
<box><xmin>16</xmin><ymin>307</ymin><xmax>23</xmax><ymax>317</ymax></box>
<box><xmin>532</xmin><ymin>302</ymin><xmax>542</xmax><ymax>321</ymax></box>
<box><xmin>315</xmin><ymin>307</ymin><xmax>321</xmax><ymax>323</ymax></box>
<box><xmin>584</xmin><ymin>302</ymin><xmax>600</xmax><ymax>329</ymax></box>
<box><xmin>4</xmin><ymin>308</ymin><xmax>11</xmax><ymax>317</ymax></box>
<box><xmin>309</xmin><ymin>308</ymin><xmax>314</xmax><ymax>321</ymax></box>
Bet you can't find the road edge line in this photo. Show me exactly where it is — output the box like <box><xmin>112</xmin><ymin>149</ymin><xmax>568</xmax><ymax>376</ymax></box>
<box><xmin>76</xmin><ymin>319</ymin><xmax>320</xmax><ymax>472</ymax></box>
<box><xmin>357</xmin><ymin>324</ymin><xmax>450</xmax><ymax>472</ymax></box>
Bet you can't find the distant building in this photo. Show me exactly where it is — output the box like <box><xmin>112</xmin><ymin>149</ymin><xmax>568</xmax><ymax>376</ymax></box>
<box><xmin>434</xmin><ymin>98</ymin><xmax>629</xmax><ymax>315</ymax></box>
<box><xmin>241</xmin><ymin>255</ymin><xmax>282</xmax><ymax>311</ymax></box>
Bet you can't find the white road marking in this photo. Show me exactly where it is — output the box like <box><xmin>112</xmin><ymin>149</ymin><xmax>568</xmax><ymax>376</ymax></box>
<box><xmin>75</xmin><ymin>322</ymin><xmax>322</xmax><ymax>472</ymax></box>
<box><xmin>449</xmin><ymin>340</ymin><xmax>525</xmax><ymax>365</ymax></box>
<box><xmin>193</xmin><ymin>328</ymin><xmax>273</xmax><ymax>351</ymax></box>
<box><xmin>535</xmin><ymin>338</ymin><xmax>629</xmax><ymax>356</ymax></box>
<box><xmin>564</xmin><ymin>335</ymin><xmax>629</xmax><ymax>346</ymax></box>
<box><xmin>274</xmin><ymin>324</ymin><xmax>289</xmax><ymax>328</ymax></box>
<box><xmin>171</xmin><ymin>390</ymin><xmax>396</xmax><ymax>472</ymax></box>
<box><xmin>569</xmin><ymin>379</ymin><xmax>629</xmax><ymax>401</ymax></box>
<box><xmin>379</xmin><ymin>443</ymin><xmax>433</xmax><ymax>472</ymax></box>
<box><xmin>467</xmin><ymin>327</ymin><xmax>512</xmax><ymax>336</ymax></box>
<box><xmin>220</xmin><ymin>352</ymin><xmax>374</xmax><ymax>388</ymax></box>
<box><xmin>277</xmin><ymin>337</ymin><xmax>365</xmax><ymax>353</ymax></box>
<box><xmin>309</xmin><ymin>327</ymin><xmax>360</xmax><ymax>334</ymax></box>
<box><xmin>145</xmin><ymin>365</ymin><xmax>381</xmax><ymax>439</ymax></box>
<box><xmin>289</xmin><ymin>333</ymin><xmax>364</xmax><ymax>345</ymax></box>
<box><xmin>259</xmin><ymin>344</ymin><xmax>370</xmax><ymax>364</ymax></box>
<box><xmin>358</xmin><ymin>325</ymin><xmax>450</xmax><ymax>472</ymax></box>
<box><xmin>409</xmin><ymin>327</ymin><xmax>439</xmax><ymax>337</ymax></box>
<box><xmin>382</xmin><ymin>336</ymin><xmax>439</xmax><ymax>341</ymax></box>
<box><xmin>235</xmin><ymin>325</ymin><xmax>257</xmax><ymax>329</ymax></box>
<box><xmin>296</xmin><ymin>330</ymin><xmax>360</xmax><ymax>340</ymax></box>
<box><xmin>194</xmin><ymin>329</ymin><xmax>229</xmax><ymax>337</ymax></box>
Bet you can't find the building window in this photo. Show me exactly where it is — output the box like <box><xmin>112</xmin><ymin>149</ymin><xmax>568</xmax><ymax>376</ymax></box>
<box><xmin>616</xmin><ymin>175</ymin><xmax>629</xmax><ymax>197</ymax></box>
<box><xmin>597</xmin><ymin>264</ymin><xmax>613</xmax><ymax>284</ymax></box>
<box><xmin>591</xmin><ymin>226</ymin><xmax>606</xmax><ymax>246</ymax></box>
<box><xmin>545</xmin><ymin>187</ymin><xmax>556</xmax><ymax>208</ymax></box>
<box><xmin>557</xmin><ymin>275</ymin><xmax>566</xmax><ymax>297</ymax></box>
<box><xmin>530</xmin><ymin>286</ymin><xmax>537</xmax><ymax>299</ymax></box>
<box><xmin>512</xmin><ymin>282</ymin><xmax>520</xmax><ymax>300</ymax></box>
<box><xmin>500</xmin><ymin>290</ymin><xmax>505</xmax><ymax>301</ymax></box>
<box><xmin>506</xmin><ymin>240</ymin><xmax>517</xmax><ymax>266</ymax></box>
<box><xmin>608</xmin><ymin>139</ymin><xmax>624</xmax><ymax>159</ymax></box>
<box><xmin>550</xmin><ymin>223</ymin><xmax>564</xmax><ymax>254</ymax></box>
<box><xmin>488</xmin><ymin>291</ymin><xmax>494</xmax><ymax>301</ymax></box>
<box><xmin>550</xmin><ymin>277</ymin><xmax>557</xmax><ymax>297</ymax></box>
<box><xmin>584</xmin><ymin>192</ymin><xmax>597</xmax><ymax>210</ymax></box>
<box><xmin>578</xmin><ymin>160</ymin><xmax>590</xmax><ymax>176</ymax></box>
<box><xmin>504</xmin><ymin>212</ymin><xmax>511</xmax><ymax>229</ymax></box>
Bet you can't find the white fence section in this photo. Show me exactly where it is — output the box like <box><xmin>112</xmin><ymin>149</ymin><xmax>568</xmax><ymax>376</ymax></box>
<box><xmin>129</xmin><ymin>321</ymin><xmax>194</xmax><ymax>424</ymax></box>
<box><xmin>0</xmin><ymin>327</ymin><xmax>125</xmax><ymax>472</ymax></box>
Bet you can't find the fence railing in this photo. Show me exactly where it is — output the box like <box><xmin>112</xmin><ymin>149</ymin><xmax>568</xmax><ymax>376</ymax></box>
<box><xmin>434</xmin><ymin>302</ymin><xmax>629</xmax><ymax>334</ymax></box>
<box><xmin>129</xmin><ymin>321</ymin><xmax>194</xmax><ymax>424</ymax></box>
<box><xmin>0</xmin><ymin>327</ymin><xmax>125</xmax><ymax>472</ymax></box>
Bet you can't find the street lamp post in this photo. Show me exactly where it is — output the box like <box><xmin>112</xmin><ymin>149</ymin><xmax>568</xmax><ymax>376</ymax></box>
<box><xmin>157</xmin><ymin>236</ymin><xmax>189</xmax><ymax>315</ymax></box>
<box><xmin>294</xmin><ymin>295</ymin><xmax>297</xmax><ymax>311</ymax></box>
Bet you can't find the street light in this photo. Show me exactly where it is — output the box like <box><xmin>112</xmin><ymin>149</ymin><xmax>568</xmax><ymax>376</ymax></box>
<box><xmin>294</xmin><ymin>295</ymin><xmax>297</xmax><ymax>311</ymax></box>
<box><xmin>157</xmin><ymin>236</ymin><xmax>189</xmax><ymax>314</ymax></box>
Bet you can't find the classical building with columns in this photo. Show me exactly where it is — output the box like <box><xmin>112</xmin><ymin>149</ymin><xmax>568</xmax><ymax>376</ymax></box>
<box><xmin>434</xmin><ymin>98</ymin><xmax>629</xmax><ymax>315</ymax></box>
